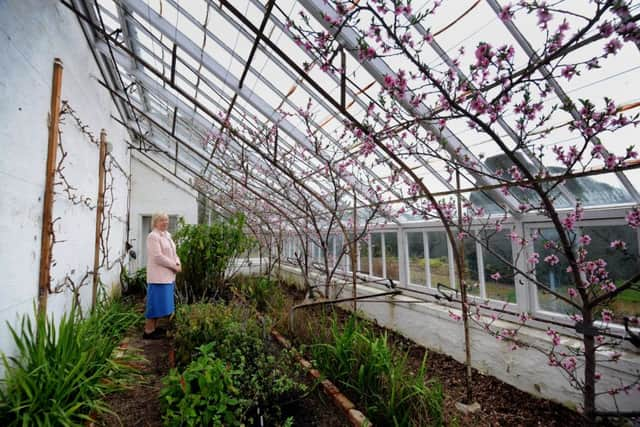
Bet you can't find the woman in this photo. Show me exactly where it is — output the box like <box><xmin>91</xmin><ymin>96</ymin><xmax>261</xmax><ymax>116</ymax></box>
<box><xmin>144</xmin><ymin>213</ymin><xmax>181</xmax><ymax>339</ymax></box>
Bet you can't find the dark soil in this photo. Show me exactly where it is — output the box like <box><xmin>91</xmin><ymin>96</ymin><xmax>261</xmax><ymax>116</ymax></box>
<box><xmin>97</xmin><ymin>319</ymin><xmax>171</xmax><ymax>427</ymax></box>
<box><xmin>281</xmin><ymin>283</ymin><xmax>587</xmax><ymax>427</ymax></box>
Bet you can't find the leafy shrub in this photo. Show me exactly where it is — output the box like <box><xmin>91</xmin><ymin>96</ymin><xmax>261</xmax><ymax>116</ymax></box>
<box><xmin>161</xmin><ymin>343</ymin><xmax>247</xmax><ymax>427</ymax></box>
<box><xmin>0</xmin><ymin>300</ymin><xmax>140</xmax><ymax>426</ymax></box>
<box><xmin>173</xmin><ymin>213</ymin><xmax>254</xmax><ymax>303</ymax></box>
<box><xmin>169</xmin><ymin>302</ymin><xmax>307</xmax><ymax>425</ymax></box>
<box><xmin>173</xmin><ymin>302</ymin><xmax>255</xmax><ymax>366</ymax></box>
<box><xmin>233</xmin><ymin>275</ymin><xmax>285</xmax><ymax>314</ymax></box>
<box><xmin>120</xmin><ymin>266</ymin><xmax>147</xmax><ymax>296</ymax></box>
<box><xmin>309</xmin><ymin>315</ymin><xmax>444</xmax><ymax>426</ymax></box>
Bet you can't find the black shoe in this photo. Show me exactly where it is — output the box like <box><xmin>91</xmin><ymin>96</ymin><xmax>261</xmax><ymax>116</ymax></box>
<box><xmin>142</xmin><ymin>329</ymin><xmax>165</xmax><ymax>340</ymax></box>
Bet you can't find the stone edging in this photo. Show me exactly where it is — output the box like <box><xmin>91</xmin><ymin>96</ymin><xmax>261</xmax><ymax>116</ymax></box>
<box><xmin>270</xmin><ymin>329</ymin><xmax>372</xmax><ymax>427</ymax></box>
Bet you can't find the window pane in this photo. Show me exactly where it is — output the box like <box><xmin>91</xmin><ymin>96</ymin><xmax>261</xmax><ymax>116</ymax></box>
<box><xmin>481</xmin><ymin>231</ymin><xmax>516</xmax><ymax>303</ymax></box>
<box><xmin>371</xmin><ymin>233</ymin><xmax>383</xmax><ymax>277</ymax></box>
<box><xmin>407</xmin><ymin>232</ymin><xmax>426</xmax><ymax>286</ymax></box>
<box><xmin>534</xmin><ymin>228</ymin><xmax>578</xmax><ymax>315</ymax></box>
<box><xmin>169</xmin><ymin>215</ymin><xmax>180</xmax><ymax>234</ymax></box>
<box><xmin>335</xmin><ymin>234</ymin><xmax>344</xmax><ymax>270</ymax></box>
<box><xmin>581</xmin><ymin>225</ymin><xmax>640</xmax><ymax>322</ymax></box>
<box><xmin>385</xmin><ymin>232</ymin><xmax>399</xmax><ymax>281</ymax></box>
<box><xmin>428</xmin><ymin>231</ymin><xmax>451</xmax><ymax>287</ymax></box>
<box><xmin>328</xmin><ymin>235</ymin><xmax>336</xmax><ymax>266</ymax></box>
<box><xmin>359</xmin><ymin>237</ymin><xmax>370</xmax><ymax>274</ymax></box>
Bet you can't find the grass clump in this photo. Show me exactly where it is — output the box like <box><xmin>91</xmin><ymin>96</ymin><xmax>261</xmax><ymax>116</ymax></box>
<box><xmin>0</xmin><ymin>300</ymin><xmax>141</xmax><ymax>426</ymax></box>
<box><xmin>309</xmin><ymin>314</ymin><xmax>444</xmax><ymax>426</ymax></box>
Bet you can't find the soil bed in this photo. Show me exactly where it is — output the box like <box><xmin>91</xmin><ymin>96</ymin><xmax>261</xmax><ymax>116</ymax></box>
<box><xmin>97</xmin><ymin>320</ymin><xmax>171</xmax><ymax>427</ymax></box>
<box><xmin>98</xmin><ymin>302</ymin><xmax>346</xmax><ymax>426</ymax></box>
<box><xmin>282</xmin><ymin>284</ymin><xmax>586</xmax><ymax>426</ymax></box>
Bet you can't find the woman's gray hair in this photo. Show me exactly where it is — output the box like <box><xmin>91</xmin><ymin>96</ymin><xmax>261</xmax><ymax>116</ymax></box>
<box><xmin>151</xmin><ymin>212</ymin><xmax>169</xmax><ymax>228</ymax></box>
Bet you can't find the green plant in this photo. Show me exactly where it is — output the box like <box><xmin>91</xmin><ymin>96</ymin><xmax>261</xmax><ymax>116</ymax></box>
<box><xmin>120</xmin><ymin>266</ymin><xmax>147</xmax><ymax>296</ymax></box>
<box><xmin>234</xmin><ymin>275</ymin><xmax>285</xmax><ymax>315</ymax></box>
<box><xmin>173</xmin><ymin>302</ymin><xmax>253</xmax><ymax>366</ymax></box>
<box><xmin>309</xmin><ymin>315</ymin><xmax>443</xmax><ymax>426</ymax></box>
<box><xmin>173</xmin><ymin>213</ymin><xmax>255</xmax><ymax>303</ymax></box>
<box><xmin>0</xmin><ymin>300</ymin><xmax>141</xmax><ymax>426</ymax></box>
<box><xmin>161</xmin><ymin>343</ymin><xmax>247</xmax><ymax>427</ymax></box>
<box><xmin>169</xmin><ymin>301</ymin><xmax>308</xmax><ymax>425</ymax></box>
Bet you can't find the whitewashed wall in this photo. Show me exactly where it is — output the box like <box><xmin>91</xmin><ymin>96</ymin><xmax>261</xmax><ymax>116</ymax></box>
<box><xmin>0</xmin><ymin>1</ymin><xmax>130</xmax><ymax>365</ymax></box>
<box><xmin>128</xmin><ymin>154</ymin><xmax>198</xmax><ymax>271</ymax></box>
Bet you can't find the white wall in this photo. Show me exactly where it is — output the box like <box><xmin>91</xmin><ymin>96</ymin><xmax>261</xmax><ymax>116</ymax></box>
<box><xmin>0</xmin><ymin>1</ymin><xmax>130</xmax><ymax>364</ymax></box>
<box><xmin>128</xmin><ymin>154</ymin><xmax>198</xmax><ymax>271</ymax></box>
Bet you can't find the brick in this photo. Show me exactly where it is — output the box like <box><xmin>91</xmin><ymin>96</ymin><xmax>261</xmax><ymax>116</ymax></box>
<box><xmin>308</xmin><ymin>368</ymin><xmax>322</xmax><ymax>379</ymax></box>
<box><xmin>298</xmin><ymin>358</ymin><xmax>312</xmax><ymax>370</ymax></box>
<box><xmin>347</xmin><ymin>409</ymin><xmax>371</xmax><ymax>426</ymax></box>
<box><xmin>331</xmin><ymin>392</ymin><xmax>355</xmax><ymax>411</ymax></box>
<box><xmin>321</xmin><ymin>379</ymin><xmax>340</xmax><ymax>396</ymax></box>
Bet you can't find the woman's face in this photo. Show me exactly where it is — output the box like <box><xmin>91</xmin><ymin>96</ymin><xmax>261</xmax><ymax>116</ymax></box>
<box><xmin>155</xmin><ymin>216</ymin><xmax>169</xmax><ymax>231</ymax></box>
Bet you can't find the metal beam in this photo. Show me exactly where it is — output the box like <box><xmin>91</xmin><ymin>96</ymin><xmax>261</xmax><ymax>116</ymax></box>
<box><xmin>297</xmin><ymin>0</ymin><xmax>522</xmax><ymax>213</ymax></box>
<box><xmin>486</xmin><ymin>0</ymin><xmax>640</xmax><ymax>203</ymax></box>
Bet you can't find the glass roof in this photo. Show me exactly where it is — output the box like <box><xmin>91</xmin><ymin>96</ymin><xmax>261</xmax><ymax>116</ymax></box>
<box><xmin>85</xmin><ymin>0</ymin><xmax>640</xmax><ymax>230</ymax></box>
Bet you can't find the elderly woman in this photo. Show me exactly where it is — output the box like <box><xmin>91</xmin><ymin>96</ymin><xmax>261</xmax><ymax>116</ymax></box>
<box><xmin>144</xmin><ymin>213</ymin><xmax>181</xmax><ymax>339</ymax></box>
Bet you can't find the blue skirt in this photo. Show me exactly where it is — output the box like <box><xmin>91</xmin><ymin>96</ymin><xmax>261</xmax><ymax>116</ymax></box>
<box><xmin>145</xmin><ymin>282</ymin><xmax>175</xmax><ymax>319</ymax></box>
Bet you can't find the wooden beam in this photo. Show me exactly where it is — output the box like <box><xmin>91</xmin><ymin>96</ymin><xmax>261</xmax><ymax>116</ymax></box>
<box><xmin>38</xmin><ymin>58</ymin><xmax>64</xmax><ymax>317</ymax></box>
<box><xmin>92</xmin><ymin>130</ymin><xmax>108</xmax><ymax>310</ymax></box>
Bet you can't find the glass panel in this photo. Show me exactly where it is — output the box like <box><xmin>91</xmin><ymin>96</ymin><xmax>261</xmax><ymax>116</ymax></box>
<box><xmin>359</xmin><ymin>237</ymin><xmax>370</xmax><ymax>275</ymax></box>
<box><xmin>462</xmin><ymin>235</ymin><xmax>480</xmax><ymax>296</ymax></box>
<box><xmin>428</xmin><ymin>231</ymin><xmax>451</xmax><ymax>288</ymax></box>
<box><xmin>371</xmin><ymin>233</ymin><xmax>383</xmax><ymax>277</ymax></box>
<box><xmin>407</xmin><ymin>232</ymin><xmax>426</xmax><ymax>286</ymax></box>
<box><xmin>335</xmin><ymin>234</ymin><xmax>344</xmax><ymax>270</ymax></box>
<box><xmin>581</xmin><ymin>225</ymin><xmax>640</xmax><ymax>323</ymax></box>
<box><xmin>534</xmin><ymin>228</ymin><xmax>579</xmax><ymax>315</ymax></box>
<box><xmin>327</xmin><ymin>235</ymin><xmax>336</xmax><ymax>266</ymax></box>
<box><xmin>481</xmin><ymin>231</ymin><xmax>516</xmax><ymax>303</ymax></box>
<box><xmin>385</xmin><ymin>232</ymin><xmax>399</xmax><ymax>281</ymax></box>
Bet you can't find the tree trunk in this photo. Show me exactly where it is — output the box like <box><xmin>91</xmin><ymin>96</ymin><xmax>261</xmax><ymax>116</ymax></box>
<box><xmin>582</xmin><ymin>308</ymin><xmax>596</xmax><ymax>425</ymax></box>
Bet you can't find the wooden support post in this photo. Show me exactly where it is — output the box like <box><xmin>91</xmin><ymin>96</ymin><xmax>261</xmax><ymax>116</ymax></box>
<box><xmin>37</xmin><ymin>58</ymin><xmax>64</xmax><ymax>317</ymax></box>
<box><xmin>92</xmin><ymin>130</ymin><xmax>108</xmax><ymax>310</ymax></box>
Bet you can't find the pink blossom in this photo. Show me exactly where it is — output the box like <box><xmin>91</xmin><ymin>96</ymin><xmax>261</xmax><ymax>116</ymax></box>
<box><xmin>544</xmin><ymin>254</ymin><xmax>560</xmax><ymax>266</ymax></box>
<box><xmin>568</xmin><ymin>288</ymin><xmax>578</xmax><ymax>298</ymax></box>
<box><xmin>610</xmin><ymin>239</ymin><xmax>627</xmax><ymax>250</ymax></box>
<box><xmin>499</xmin><ymin>4</ymin><xmax>513</xmax><ymax>22</ymax></box>
<box><xmin>601</xmin><ymin>310</ymin><xmax>614</xmax><ymax>323</ymax></box>
<box><xmin>626</xmin><ymin>208</ymin><xmax>640</xmax><ymax>228</ymax></box>
<box><xmin>599</xmin><ymin>21</ymin><xmax>614</xmax><ymax>37</ymax></box>
<box><xmin>490</xmin><ymin>272</ymin><xmax>501</xmax><ymax>281</ymax></box>
<box><xmin>537</xmin><ymin>4</ymin><xmax>552</xmax><ymax>29</ymax></box>
<box><xmin>383</xmin><ymin>74</ymin><xmax>395</xmax><ymax>89</ymax></box>
<box><xmin>578</xmin><ymin>235</ymin><xmax>591</xmax><ymax>246</ymax></box>
<box><xmin>561</xmin><ymin>65</ymin><xmax>576</xmax><ymax>80</ymax></box>
<box><xmin>604</xmin><ymin>38</ymin><xmax>623</xmax><ymax>56</ymax></box>
<box><xmin>561</xmin><ymin>357</ymin><xmax>577</xmax><ymax>372</ymax></box>
<box><xmin>448</xmin><ymin>311</ymin><xmax>462</xmax><ymax>322</ymax></box>
<box><xmin>528</xmin><ymin>252</ymin><xmax>540</xmax><ymax>265</ymax></box>
<box><xmin>546</xmin><ymin>328</ymin><xmax>561</xmax><ymax>346</ymax></box>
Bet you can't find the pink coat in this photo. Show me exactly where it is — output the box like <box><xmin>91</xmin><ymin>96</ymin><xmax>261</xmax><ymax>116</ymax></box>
<box><xmin>146</xmin><ymin>229</ymin><xmax>181</xmax><ymax>284</ymax></box>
